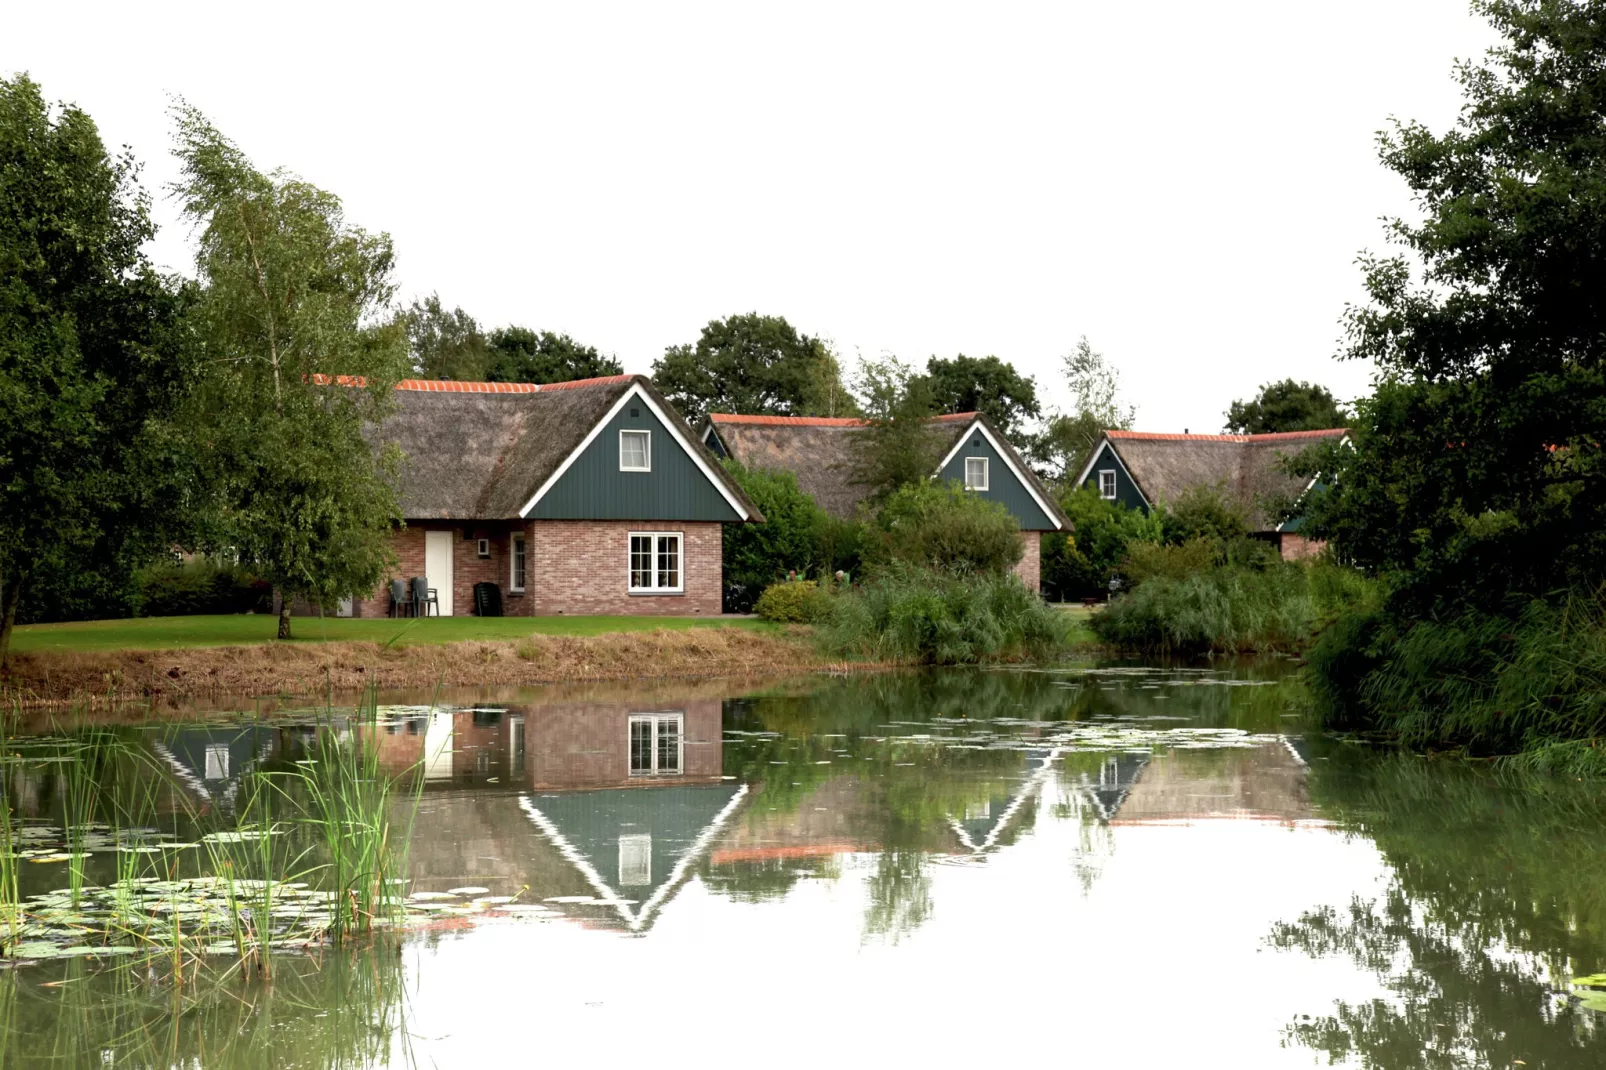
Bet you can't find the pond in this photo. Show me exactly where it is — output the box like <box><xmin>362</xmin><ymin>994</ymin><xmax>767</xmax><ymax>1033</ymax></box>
<box><xmin>2</xmin><ymin>661</ymin><xmax>1605</xmax><ymax>1067</ymax></box>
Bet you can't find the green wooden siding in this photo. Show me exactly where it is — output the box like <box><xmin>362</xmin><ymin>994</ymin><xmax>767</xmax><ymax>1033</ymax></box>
<box><xmin>937</xmin><ymin>430</ymin><xmax>1059</xmax><ymax>530</ymax></box>
<box><xmin>1079</xmin><ymin>441</ymin><xmax>1149</xmax><ymax>512</ymax></box>
<box><xmin>529</xmin><ymin>403</ymin><xmax>743</xmax><ymax>521</ymax></box>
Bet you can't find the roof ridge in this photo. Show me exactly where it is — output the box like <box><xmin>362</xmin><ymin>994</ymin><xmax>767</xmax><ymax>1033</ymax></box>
<box><xmin>707</xmin><ymin>410</ymin><xmax>981</xmax><ymax>428</ymax></box>
<box><xmin>1107</xmin><ymin>427</ymin><xmax>1348</xmax><ymax>443</ymax></box>
<box><xmin>393</xmin><ymin>373</ymin><xmax>634</xmax><ymax>395</ymax></box>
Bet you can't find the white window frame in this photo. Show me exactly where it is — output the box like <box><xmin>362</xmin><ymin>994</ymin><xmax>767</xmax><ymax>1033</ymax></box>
<box><xmin>1099</xmin><ymin>469</ymin><xmax>1117</xmax><ymax>500</ymax></box>
<box><xmin>618</xmin><ymin>833</ymin><xmax>653</xmax><ymax>886</ymax></box>
<box><xmin>628</xmin><ymin>712</ymin><xmax>684</xmax><ymax>777</ymax></box>
<box><xmin>964</xmin><ymin>456</ymin><xmax>990</xmax><ymax>491</ymax></box>
<box><xmin>628</xmin><ymin>531</ymin><xmax>684</xmax><ymax>594</ymax></box>
<box><xmin>203</xmin><ymin>743</ymin><xmax>230</xmax><ymax>780</ymax></box>
<box><xmin>619</xmin><ymin>429</ymin><xmax>651</xmax><ymax>472</ymax></box>
<box><xmin>510</xmin><ymin>532</ymin><xmax>527</xmax><ymax>592</ymax></box>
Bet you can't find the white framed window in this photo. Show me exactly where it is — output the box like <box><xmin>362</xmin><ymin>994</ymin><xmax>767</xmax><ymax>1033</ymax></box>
<box><xmin>1099</xmin><ymin>470</ymin><xmax>1117</xmax><ymax>499</ymax></box>
<box><xmin>203</xmin><ymin>744</ymin><xmax>230</xmax><ymax>780</ymax></box>
<box><xmin>510</xmin><ymin>533</ymin><xmax>527</xmax><ymax>592</ymax></box>
<box><xmin>628</xmin><ymin>532</ymin><xmax>682</xmax><ymax>593</ymax></box>
<box><xmin>619</xmin><ymin>834</ymin><xmax>652</xmax><ymax>886</ymax></box>
<box><xmin>964</xmin><ymin>456</ymin><xmax>989</xmax><ymax>491</ymax></box>
<box><xmin>476</xmin><ymin>537</ymin><xmax>490</xmax><ymax>559</ymax></box>
<box><xmin>619</xmin><ymin>429</ymin><xmax>651</xmax><ymax>472</ymax></box>
<box><xmin>628</xmin><ymin>713</ymin><xmax>683</xmax><ymax>776</ymax></box>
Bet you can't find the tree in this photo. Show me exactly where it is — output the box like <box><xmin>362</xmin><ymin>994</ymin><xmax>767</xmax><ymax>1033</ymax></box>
<box><xmin>172</xmin><ymin>103</ymin><xmax>410</xmax><ymax>641</ymax></box>
<box><xmin>652</xmin><ymin>313</ymin><xmax>856</xmax><ymax>423</ymax></box>
<box><xmin>865</xmin><ymin>481</ymin><xmax>1023</xmax><ymax>576</ymax></box>
<box><xmin>485</xmin><ymin>326</ymin><xmax>622</xmax><ymax>384</ymax></box>
<box><xmin>1029</xmin><ymin>337</ymin><xmax>1135</xmax><ymax>485</ymax></box>
<box><xmin>406</xmin><ymin>294</ymin><xmax>490</xmax><ymax>381</ymax></box>
<box><xmin>921</xmin><ymin>354</ymin><xmax>1040</xmax><ymax>437</ymax></box>
<box><xmin>0</xmin><ymin>75</ymin><xmax>196</xmax><ymax>671</ymax></box>
<box><xmin>1303</xmin><ymin>0</ymin><xmax>1606</xmax><ymax>614</ymax></box>
<box><xmin>846</xmin><ymin>356</ymin><xmax>940</xmax><ymax>504</ymax></box>
<box><xmin>1224</xmin><ymin>379</ymin><xmax>1348</xmax><ymax>433</ymax></box>
<box><xmin>720</xmin><ymin>462</ymin><xmax>830</xmax><ymax>612</ymax></box>
<box><xmin>1040</xmin><ymin>486</ymin><xmax>1162</xmax><ymax>600</ymax></box>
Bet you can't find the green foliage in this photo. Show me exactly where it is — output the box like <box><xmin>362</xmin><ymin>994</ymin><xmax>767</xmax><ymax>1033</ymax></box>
<box><xmin>920</xmin><ymin>354</ymin><xmax>1039</xmax><ymax>437</ymax></box>
<box><xmin>171</xmin><ymin>104</ymin><xmax>410</xmax><ymax>640</ymax></box>
<box><xmin>1041</xmin><ymin>486</ymin><xmax>1162</xmax><ymax>600</ymax></box>
<box><xmin>867</xmin><ymin>481</ymin><xmax>1023</xmax><ymax>577</ymax></box>
<box><xmin>1027</xmin><ymin>337</ymin><xmax>1134</xmax><ymax>485</ymax></box>
<box><xmin>720</xmin><ymin>462</ymin><xmax>831</xmax><ymax>611</ymax></box>
<box><xmin>1224</xmin><ymin>379</ymin><xmax>1348</xmax><ymax>434</ymax></box>
<box><xmin>485</xmin><ymin>326</ymin><xmax>621</xmax><ymax>384</ymax></box>
<box><xmin>819</xmin><ymin>567</ymin><xmax>1066</xmax><ymax>664</ymax></box>
<box><xmin>404</xmin><ymin>293</ymin><xmax>490</xmax><ymax>380</ymax></box>
<box><xmin>1159</xmin><ymin>484</ymin><xmax>1249</xmax><ymax>545</ymax></box>
<box><xmin>652</xmin><ymin>312</ymin><xmax>855</xmax><ymax>423</ymax></box>
<box><xmin>135</xmin><ymin>559</ymin><xmax>271</xmax><ymax>617</ymax></box>
<box><xmin>1309</xmin><ymin>590</ymin><xmax>1606</xmax><ymax>756</ymax></box>
<box><xmin>846</xmin><ymin>355</ymin><xmax>941</xmax><ymax>503</ymax></box>
<box><xmin>0</xmin><ymin>75</ymin><xmax>197</xmax><ymax>669</ymax></box>
<box><xmin>1121</xmin><ymin>538</ymin><xmax>1220</xmax><ymax>585</ymax></box>
<box><xmin>754</xmin><ymin>580</ymin><xmax>834</xmax><ymax>623</ymax></box>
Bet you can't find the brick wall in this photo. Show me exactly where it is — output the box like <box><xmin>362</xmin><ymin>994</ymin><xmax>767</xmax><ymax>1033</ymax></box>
<box><xmin>526</xmin><ymin>698</ymin><xmax>723</xmax><ymax>788</ymax></box>
<box><xmin>1278</xmin><ymin>533</ymin><xmax>1327</xmax><ymax>561</ymax></box>
<box><xmin>1014</xmin><ymin>530</ymin><xmax>1041</xmax><ymax>592</ymax></box>
<box><xmin>356</xmin><ymin>519</ymin><xmax>723</xmax><ymax>617</ymax></box>
<box><xmin>525</xmin><ymin>520</ymin><xmax>722</xmax><ymax>616</ymax></box>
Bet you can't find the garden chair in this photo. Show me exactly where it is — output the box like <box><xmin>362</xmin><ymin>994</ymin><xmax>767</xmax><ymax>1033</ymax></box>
<box><xmin>390</xmin><ymin>578</ymin><xmax>414</xmax><ymax>618</ymax></box>
<box><xmin>411</xmin><ymin>576</ymin><xmax>440</xmax><ymax>617</ymax></box>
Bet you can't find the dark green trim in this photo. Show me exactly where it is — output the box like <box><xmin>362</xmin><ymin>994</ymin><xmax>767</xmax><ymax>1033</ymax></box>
<box><xmin>937</xmin><ymin>428</ymin><xmax>1059</xmax><ymax>530</ymax></box>
<box><xmin>1079</xmin><ymin>441</ymin><xmax>1150</xmax><ymax>512</ymax></box>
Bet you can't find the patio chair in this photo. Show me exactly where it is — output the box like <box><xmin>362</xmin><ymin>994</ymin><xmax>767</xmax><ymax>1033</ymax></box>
<box><xmin>389</xmin><ymin>578</ymin><xmax>414</xmax><ymax>618</ymax></box>
<box><xmin>411</xmin><ymin>576</ymin><xmax>440</xmax><ymax>617</ymax></box>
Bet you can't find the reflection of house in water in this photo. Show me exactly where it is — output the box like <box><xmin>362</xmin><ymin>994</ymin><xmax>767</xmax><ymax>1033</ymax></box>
<box><xmin>152</xmin><ymin>727</ymin><xmax>276</xmax><ymax>811</ymax></box>
<box><xmin>1064</xmin><ymin>753</ymin><xmax>1153</xmax><ymax>823</ymax></box>
<box><xmin>947</xmin><ymin>748</ymin><xmax>1060</xmax><ymax>855</ymax></box>
<box><xmin>1104</xmin><ymin>741</ymin><xmax>1312</xmax><ymax>825</ymax></box>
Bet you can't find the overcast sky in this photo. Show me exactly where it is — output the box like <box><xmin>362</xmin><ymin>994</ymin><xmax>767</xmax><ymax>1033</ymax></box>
<box><xmin>11</xmin><ymin>2</ymin><xmax>1495</xmax><ymax>432</ymax></box>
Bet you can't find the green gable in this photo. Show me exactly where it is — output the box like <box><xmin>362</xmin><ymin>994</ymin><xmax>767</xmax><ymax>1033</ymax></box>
<box><xmin>937</xmin><ymin>427</ymin><xmax>1059</xmax><ymax>530</ymax></box>
<box><xmin>529</xmin><ymin>401</ymin><xmax>743</xmax><ymax>521</ymax></box>
<box><xmin>1079</xmin><ymin>440</ymin><xmax>1149</xmax><ymax>512</ymax></box>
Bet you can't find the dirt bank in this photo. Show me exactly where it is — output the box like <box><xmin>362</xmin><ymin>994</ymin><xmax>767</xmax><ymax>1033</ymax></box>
<box><xmin>1</xmin><ymin>627</ymin><xmax>853</xmax><ymax>707</ymax></box>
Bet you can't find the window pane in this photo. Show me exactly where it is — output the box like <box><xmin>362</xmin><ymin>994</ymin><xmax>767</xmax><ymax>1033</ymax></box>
<box><xmin>965</xmin><ymin>457</ymin><xmax>986</xmax><ymax>489</ymax></box>
<box><xmin>629</xmin><ymin>718</ymin><xmax>653</xmax><ymax>773</ymax></box>
<box><xmin>630</xmin><ymin>535</ymin><xmax>653</xmax><ymax>589</ymax></box>
<box><xmin>512</xmin><ymin>536</ymin><xmax>526</xmax><ymax>589</ymax></box>
<box><xmin>1100</xmin><ymin>471</ymin><xmax>1116</xmax><ymax>498</ymax></box>
<box><xmin>621</xmin><ymin>431</ymin><xmax>648</xmax><ymax>469</ymax></box>
<box><xmin>656</xmin><ymin>536</ymin><xmax>680</xmax><ymax>590</ymax></box>
<box><xmin>619</xmin><ymin>834</ymin><xmax>652</xmax><ymax>886</ymax></box>
<box><xmin>656</xmin><ymin>717</ymin><xmax>681</xmax><ymax>773</ymax></box>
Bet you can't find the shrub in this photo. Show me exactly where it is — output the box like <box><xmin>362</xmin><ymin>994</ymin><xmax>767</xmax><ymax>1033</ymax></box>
<box><xmin>1122</xmin><ymin>538</ymin><xmax>1219</xmax><ymax>585</ymax></box>
<box><xmin>137</xmin><ymin>559</ymin><xmax>273</xmax><ymax>617</ymax></box>
<box><xmin>1090</xmin><ymin>564</ymin><xmax>1317</xmax><ymax>654</ymax></box>
<box><xmin>867</xmin><ymin>481</ymin><xmax>1022</xmax><ymax>576</ymax></box>
<box><xmin>1159</xmin><ymin>484</ymin><xmax>1249</xmax><ymax>545</ymax></box>
<box><xmin>755</xmin><ymin>580</ymin><xmax>834</xmax><ymax>623</ymax></box>
<box><xmin>1042</xmin><ymin>486</ymin><xmax>1163</xmax><ymax>600</ymax></box>
<box><xmin>721</xmin><ymin>462</ymin><xmax>831</xmax><ymax>612</ymax></box>
<box><xmin>819</xmin><ymin>567</ymin><xmax>1066</xmax><ymax>664</ymax></box>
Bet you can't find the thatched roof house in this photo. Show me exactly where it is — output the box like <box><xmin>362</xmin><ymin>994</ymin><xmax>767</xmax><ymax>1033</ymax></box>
<box><xmin>336</xmin><ymin>374</ymin><xmax>761</xmax><ymax>619</ymax></box>
<box><xmin>701</xmin><ymin>411</ymin><xmax>1068</xmax><ymax>591</ymax></box>
<box><xmin>1074</xmin><ymin>428</ymin><xmax>1348</xmax><ymax>559</ymax></box>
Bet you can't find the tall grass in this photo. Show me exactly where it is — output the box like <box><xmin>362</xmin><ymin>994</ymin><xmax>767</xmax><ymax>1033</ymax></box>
<box><xmin>818</xmin><ymin>568</ymin><xmax>1066</xmax><ymax>664</ymax></box>
<box><xmin>1310</xmin><ymin>588</ymin><xmax>1606</xmax><ymax>759</ymax></box>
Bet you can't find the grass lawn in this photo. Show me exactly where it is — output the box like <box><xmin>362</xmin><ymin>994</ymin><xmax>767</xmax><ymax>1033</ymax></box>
<box><xmin>9</xmin><ymin>614</ymin><xmax>772</xmax><ymax>655</ymax></box>
<box><xmin>1052</xmin><ymin>603</ymin><xmax>1101</xmax><ymax>647</ymax></box>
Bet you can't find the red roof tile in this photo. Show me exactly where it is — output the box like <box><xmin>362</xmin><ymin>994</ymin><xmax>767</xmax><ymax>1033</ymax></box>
<box><xmin>393</xmin><ymin>374</ymin><xmax>632</xmax><ymax>395</ymax></box>
<box><xmin>1107</xmin><ymin>428</ymin><xmax>1349</xmax><ymax>444</ymax></box>
<box><xmin>707</xmin><ymin>410</ymin><xmax>979</xmax><ymax>427</ymax></box>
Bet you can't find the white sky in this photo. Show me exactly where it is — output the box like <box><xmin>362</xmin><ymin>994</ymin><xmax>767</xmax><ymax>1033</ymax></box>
<box><xmin>10</xmin><ymin>1</ymin><xmax>1495</xmax><ymax>432</ymax></box>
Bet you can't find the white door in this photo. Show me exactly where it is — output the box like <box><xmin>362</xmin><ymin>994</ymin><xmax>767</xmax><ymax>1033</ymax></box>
<box><xmin>424</xmin><ymin>531</ymin><xmax>454</xmax><ymax>616</ymax></box>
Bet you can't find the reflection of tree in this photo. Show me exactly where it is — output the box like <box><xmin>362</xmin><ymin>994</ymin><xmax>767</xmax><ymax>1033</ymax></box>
<box><xmin>862</xmin><ymin>849</ymin><xmax>932</xmax><ymax>945</ymax></box>
<box><xmin>1272</xmin><ymin>746</ymin><xmax>1606</xmax><ymax>1067</ymax></box>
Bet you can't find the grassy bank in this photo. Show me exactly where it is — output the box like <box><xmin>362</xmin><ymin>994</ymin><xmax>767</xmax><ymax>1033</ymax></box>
<box><xmin>1</xmin><ymin>626</ymin><xmax>837</xmax><ymax>706</ymax></box>
<box><xmin>7</xmin><ymin>613</ymin><xmax>769</xmax><ymax>654</ymax></box>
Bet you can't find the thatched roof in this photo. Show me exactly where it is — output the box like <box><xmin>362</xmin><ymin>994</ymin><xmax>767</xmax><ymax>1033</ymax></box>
<box><xmin>370</xmin><ymin>375</ymin><xmax>758</xmax><ymax>521</ymax></box>
<box><xmin>706</xmin><ymin>412</ymin><xmax>1068</xmax><ymax>529</ymax></box>
<box><xmin>1103</xmin><ymin>428</ymin><xmax>1348</xmax><ymax>531</ymax></box>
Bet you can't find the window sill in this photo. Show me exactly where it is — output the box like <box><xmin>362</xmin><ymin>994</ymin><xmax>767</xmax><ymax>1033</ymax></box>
<box><xmin>628</xmin><ymin>590</ymin><xmax>685</xmax><ymax>597</ymax></box>
<box><xmin>507</xmin><ymin>590</ymin><xmax>526</xmax><ymax>598</ymax></box>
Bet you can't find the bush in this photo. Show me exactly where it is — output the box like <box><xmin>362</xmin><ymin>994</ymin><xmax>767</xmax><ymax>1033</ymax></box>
<box><xmin>1160</xmin><ymin>484</ymin><xmax>1249</xmax><ymax>545</ymax></box>
<box><xmin>137</xmin><ymin>559</ymin><xmax>272</xmax><ymax>617</ymax></box>
<box><xmin>1122</xmin><ymin>538</ymin><xmax>1219</xmax><ymax>585</ymax></box>
<box><xmin>1042</xmin><ymin>487</ymin><xmax>1163</xmax><ymax>600</ymax></box>
<box><xmin>1310</xmin><ymin>590</ymin><xmax>1606</xmax><ymax>757</ymax></box>
<box><xmin>721</xmin><ymin>462</ymin><xmax>832</xmax><ymax>613</ymax></box>
<box><xmin>867</xmin><ymin>481</ymin><xmax>1022</xmax><ymax>576</ymax></box>
<box><xmin>819</xmin><ymin>566</ymin><xmax>1066</xmax><ymax>664</ymax></box>
<box><xmin>1090</xmin><ymin>564</ymin><xmax>1318</xmax><ymax>654</ymax></box>
<box><xmin>754</xmin><ymin>580</ymin><xmax>834</xmax><ymax>623</ymax></box>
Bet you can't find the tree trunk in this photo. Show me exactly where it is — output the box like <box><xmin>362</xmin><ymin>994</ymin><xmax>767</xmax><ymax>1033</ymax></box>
<box><xmin>278</xmin><ymin>599</ymin><xmax>293</xmax><ymax>641</ymax></box>
<box><xmin>0</xmin><ymin>568</ymin><xmax>19</xmax><ymax>677</ymax></box>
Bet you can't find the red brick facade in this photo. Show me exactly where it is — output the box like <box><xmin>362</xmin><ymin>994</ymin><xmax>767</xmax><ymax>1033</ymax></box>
<box><xmin>1277</xmin><ymin>533</ymin><xmax>1327</xmax><ymax>561</ymax></box>
<box><xmin>1013</xmin><ymin>531</ymin><xmax>1041</xmax><ymax>592</ymax></box>
<box><xmin>351</xmin><ymin>520</ymin><xmax>723</xmax><ymax>617</ymax></box>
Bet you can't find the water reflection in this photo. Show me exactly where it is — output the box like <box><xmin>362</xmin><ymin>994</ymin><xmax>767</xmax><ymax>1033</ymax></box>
<box><xmin>6</xmin><ymin>661</ymin><xmax>1606</xmax><ymax>1066</ymax></box>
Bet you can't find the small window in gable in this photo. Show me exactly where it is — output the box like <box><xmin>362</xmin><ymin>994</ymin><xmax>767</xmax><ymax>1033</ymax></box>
<box><xmin>964</xmin><ymin>456</ymin><xmax>989</xmax><ymax>491</ymax></box>
<box><xmin>510</xmin><ymin>533</ymin><xmax>527</xmax><ymax>592</ymax></box>
<box><xmin>1099</xmin><ymin>470</ymin><xmax>1117</xmax><ymax>499</ymax></box>
<box><xmin>620</xmin><ymin>429</ymin><xmax>651</xmax><ymax>472</ymax></box>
